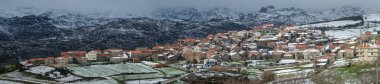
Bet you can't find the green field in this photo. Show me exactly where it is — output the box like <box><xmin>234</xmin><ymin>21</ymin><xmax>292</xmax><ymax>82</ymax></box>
<box><xmin>158</xmin><ymin>68</ymin><xmax>186</xmax><ymax>77</ymax></box>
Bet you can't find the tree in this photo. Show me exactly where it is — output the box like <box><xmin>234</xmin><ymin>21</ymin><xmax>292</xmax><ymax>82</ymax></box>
<box><xmin>261</xmin><ymin>71</ymin><xmax>276</xmax><ymax>83</ymax></box>
<box><xmin>192</xmin><ymin>59</ymin><xmax>198</xmax><ymax>64</ymax></box>
<box><xmin>54</xmin><ymin>67</ymin><xmax>72</xmax><ymax>77</ymax></box>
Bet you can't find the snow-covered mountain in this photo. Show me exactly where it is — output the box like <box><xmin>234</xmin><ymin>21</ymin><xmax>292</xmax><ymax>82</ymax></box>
<box><xmin>0</xmin><ymin>5</ymin><xmax>373</xmax><ymax>27</ymax></box>
<box><xmin>0</xmin><ymin>5</ymin><xmax>377</xmax><ymax>61</ymax></box>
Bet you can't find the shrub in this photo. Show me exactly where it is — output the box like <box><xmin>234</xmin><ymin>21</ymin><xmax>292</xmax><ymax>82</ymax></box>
<box><xmin>261</xmin><ymin>71</ymin><xmax>276</xmax><ymax>83</ymax></box>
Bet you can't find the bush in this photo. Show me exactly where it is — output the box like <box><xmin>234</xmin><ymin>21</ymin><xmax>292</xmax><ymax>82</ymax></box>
<box><xmin>261</xmin><ymin>71</ymin><xmax>276</xmax><ymax>83</ymax></box>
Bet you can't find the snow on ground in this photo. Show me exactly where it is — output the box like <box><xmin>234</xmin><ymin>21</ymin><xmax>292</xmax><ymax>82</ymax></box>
<box><xmin>274</xmin><ymin>69</ymin><xmax>300</xmax><ymax>75</ymax></box>
<box><xmin>364</xmin><ymin>14</ymin><xmax>380</xmax><ymax>22</ymax></box>
<box><xmin>141</xmin><ymin>61</ymin><xmax>160</xmax><ymax>67</ymax></box>
<box><xmin>111</xmin><ymin>72</ymin><xmax>164</xmax><ymax>80</ymax></box>
<box><xmin>125</xmin><ymin>78</ymin><xmax>167</xmax><ymax>84</ymax></box>
<box><xmin>55</xmin><ymin>74</ymin><xmax>82</xmax><ymax>82</ymax></box>
<box><xmin>25</xmin><ymin>66</ymin><xmax>55</xmax><ymax>75</ymax></box>
<box><xmin>68</xmin><ymin>78</ymin><xmax>119</xmax><ymax>84</ymax></box>
<box><xmin>300</xmin><ymin>63</ymin><xmax>315</xmax><ymax>68</ymax></box>
<box><xmin>331</xmin><ymin>59</ymin><xmax>349</xmax><ymax>68</ymax></box>
<box><xmin>2</xmin><ymin>71</ymin><xmax>49</xmax><ymax>82</ymax></box>
<box><xmin>325</xmin><ymin>25</ymin><xmax>380</xmax><ymax>39</ymax></box>
<box><xmin>0</xmin><ymin>80</ymin><xmax>23</xmax><ymax>84</ymax></box>
<box><xmin>68</xmin><ymin>63</ymin><xmax>160</xmax><ymax>77</ymax></box>
<box><xmin>298</xmin><ymin>20</ymin><xmax>361</xmax><ymax>28</ymax></box>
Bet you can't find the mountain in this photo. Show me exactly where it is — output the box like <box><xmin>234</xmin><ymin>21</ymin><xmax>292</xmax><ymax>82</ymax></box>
<box><xmin>0</xmin><ymin>5</ymin><xmax>375</xmax><ymax>62</ymax></box>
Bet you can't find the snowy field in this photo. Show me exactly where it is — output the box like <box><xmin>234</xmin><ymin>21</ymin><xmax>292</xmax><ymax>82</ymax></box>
<box><xmin>125</xmin><ymin>78</ymin><xmax>167</xmax><ymax>84</ymax></box>
<box><xmin>298</xmin><ymin>20</ymin><xmax>361</xmax><ymax>28</ymax></box>
<box><xmin>25</xmin><ymin>66</ymin><xmax>55</xmax><ymax>75</ymax></box>
<box><xmin>324</xmin><ymin>25</ymin><xmax>380</xmax><ymax>39</ymax></box>
<box><xmin>364</xmin><ymin>14</ymin><xmax>380</xmax><ymax>22</ymax></box>
<box><xmin>0</xmin><ymin>80</ymin><xmax>23</xmax><ymax>84</ymax></box>
<box><xmin>68</xmin><ymin>78</ymin><xmax>118</xmax><ymax>84</ymax></box>
<box><xmin>331</xmin><ymin>59</ymin><xmax>349</xmax><ymax>68</ymax></box>
<box><xmin>68</xmin><ymin>63</ymin><xmax>159</xmax><ymax>77</ymax></box>
<box><xmin>112</xmin><ymin>72</ymin><xmax>164</xmax><ymax>80</ymax></box>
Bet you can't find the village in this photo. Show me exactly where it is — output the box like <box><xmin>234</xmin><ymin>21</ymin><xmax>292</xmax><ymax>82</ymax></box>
<box><xmin>2</xmin><ymin>22</ymin><xmax>380</xmax><ymax>84</ymax></box>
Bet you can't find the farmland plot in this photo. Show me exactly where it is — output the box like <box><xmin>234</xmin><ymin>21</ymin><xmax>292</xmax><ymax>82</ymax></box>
<box><xmin>112</xmin><ymin>72</ymin><xmax>164</xmax><ymax>80</ymax></box>
<box><xmin>68</xmin><ymin>63</ymin><xmax>159</xmax><ymax>77</ymax></box>
<box><xmin>158</xmin><ymin>68</ymin><xmax>186</xmax><ymax>77</ymax></box>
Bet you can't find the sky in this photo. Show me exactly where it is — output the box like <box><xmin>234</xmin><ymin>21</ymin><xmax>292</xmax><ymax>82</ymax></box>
<box><xmin>0</xmin><ymin>0</ymin><xmax>379</xmax><ymax>14</ymax></box>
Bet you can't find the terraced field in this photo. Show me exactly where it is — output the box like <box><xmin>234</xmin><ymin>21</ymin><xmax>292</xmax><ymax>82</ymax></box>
<box><xmin>68</xmin><ymin>63</ymin><xmax>159</xmax><ymax>77</ymax></box>
<box><xmin>158</xmin><ymin>68</ymin><xmax>186</xmax><ymax>77</ymax></box>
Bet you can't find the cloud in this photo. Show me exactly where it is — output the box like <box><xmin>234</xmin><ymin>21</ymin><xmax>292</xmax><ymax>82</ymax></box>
<box><xmin>0</xmin><ymin>0</ymin><xmax>379</xmax><ymax>14</ymax></box>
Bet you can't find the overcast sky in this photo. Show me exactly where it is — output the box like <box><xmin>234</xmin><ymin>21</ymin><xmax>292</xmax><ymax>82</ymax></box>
<box><xmin>1</xmin><ymin>0</ymin><xmax>379</xmax><ymax>14</ymax></box>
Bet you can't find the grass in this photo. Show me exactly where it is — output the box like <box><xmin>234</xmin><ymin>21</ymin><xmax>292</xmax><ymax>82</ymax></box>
<box><xmin>336</xmin><ymin>64</ymin><xmax>372</xmax><ymax>73</ymax></box>
<box><xmin>158</xmin><ymin>67</ymin><xmax>186</xmax><ymax>77</ymax></box>
<box><xmin>335</xmin><ymin>64</ymin><xmax>373</xmax><ymax>79</ymax></box>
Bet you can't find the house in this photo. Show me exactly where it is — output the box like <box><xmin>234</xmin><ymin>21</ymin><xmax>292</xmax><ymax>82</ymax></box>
<box><xmin>86</xmin><ymin>50</ymin><xmax>102</xmax><ymax>61</ymax></box>
<box><xmin>229</xmin><ymin>52</ymin><xmax>241</xmax><ymax>61</ymax></box>
<box><xmin>96</xmin><ymin>53</ymin><xmax>111</xmax><ymax>62</ymax></box>
<box><xmin>181</xmin><ymin>51</ymin><xmax>206</xmax><ymax>62</ymax></box>
<box><xmin>28</xmin><ymin>58</ymin><xmax>45</xmax><ymax>65</ymax></box>
<box><xmin>303</xmin><ymin>48</ymin><xmax>322</xmax><ymax>60</ymax></box>
<box><xmin>61</xmin><ymin>51</ymin><xmax>87</xmax><ymax>57</ymax></box>
<box><xmin>296</xmin><ymin>43</ymin><xmax>308</xmax><ymax>50</ymax></box>
<box><xmin>76</xmin><ymin>56</ymin><xmax>89</xmax><ymax>65</ymax></box>
<box><xmin>249</xmin><ymin>50</ymin><xmax>261</xmax><ymax>60</ymax></box>
<box><xmin>206</xmin><ymin>48</ymin><xmax>218</xmax><ymax>59</ymax></box>
<box><xmin>204</xmin><ymin>59</ymin><xmax>218</xmax><ymax>68</ymax></box>
<box><xmin>60</xmin><ymin>51</ymin><xmax>87</xmax><ymax>65</ymax></box>
<box><xmin>152</xmin><ymin>54</ymin><xmax>165</xmax><ymax>61</ymax></box>
<box><xmin>110</xmin><ymin>57</ymin><xmax>127</xmax><ymax>64</ymax></box>
<box><xmin>356</xmin><ymin>43</ymin><xmax>380</xmax><ymax>62</ymax></box>
<box><xmin>55</xmin><ymin>56</ymin><xmax>72</xmax><ymax>65</ymax></box>
<box><xmin>104</xmin><ymin>48</ymin><xmax>124</xmax><ymax>57</ymax></box>
<box><xmin>44</xmin><ymin>57</ymin><xmax>55</xmax><ymax>65</ymax></box>
<box><xmin>167</xmin><ymin>54</ymin><xmax>179</xmax><ymax>63</ymax></box>
<box><xmin>129</xmin><ymin>50</ymin><xmax>152</xmax><ymax>60</ymax></box>
<box><xmin>177</xmin><ymin>38</ymin><xmax>197</xmax><ymax>46</ymax></box>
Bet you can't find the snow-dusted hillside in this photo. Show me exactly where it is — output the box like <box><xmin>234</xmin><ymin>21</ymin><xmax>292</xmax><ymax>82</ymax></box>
<box><xmin>0</xmin><ymin>5</ymin><xmax>376</xmax><ymax>61</ymax></box>
<box><xmin>298</xmin><ymin>20</ymin><xmax>362</xmax><ymax>28</ymax></box>
<box><xmin>364</xmin><ymin>14</ymin><xmax>380</xmax><ymax>22</ymax></box>
<box><xmin>0</xmin><ymin>5</ymin><xmax>373</xmax><ymax>27</ymax></box>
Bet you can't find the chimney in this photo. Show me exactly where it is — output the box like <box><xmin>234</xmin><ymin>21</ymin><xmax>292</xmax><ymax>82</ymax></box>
<box><xmin>129</xmin><ymin>51</ymin><xmax>132</xmax><ymax>58</ymax></box>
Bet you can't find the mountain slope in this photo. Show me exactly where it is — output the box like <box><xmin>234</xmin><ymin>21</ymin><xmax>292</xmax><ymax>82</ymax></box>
<box><xmin>0</xmin><ymin>5</ymin><xmax>374</xmax><ymax>62</ymax></box>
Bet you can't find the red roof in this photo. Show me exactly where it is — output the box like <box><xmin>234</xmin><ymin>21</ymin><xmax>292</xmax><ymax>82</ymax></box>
<box><xmin>296</xmin><ymin>44</ymin><xmax>308</xmax><ymax>50</ymax></box>
<box><xmin>178</xmin><ymin>38</ymin><xmax>196</xmax><ymax>42</ymax></box>
<box><xmin>207</xmin><ymin>34</ymin><xmax>214</xmax><ymax>39</ymax></box>
<box><xmin>316</xmin><ymin>46</ymin><xmax>324</xmax><ymax>50</ymax></box>
<box><xmin>130</xmin><ymin>50</ymin><xmax>143</xmax><ymax>54</ymax></box>
<box><xmin>105</xmin><ymin>48</ymin><xmax>124</xmax><ymax>52</ymax></box>
<box><xmin>45</xmin><ymin>57</ymin><xmax>55</xmax><ymax>60</ymax></box>
<box><xmin>29</xmin><ymin>58</ymin><xmax>45</xmax><ymax>61</ymax></box>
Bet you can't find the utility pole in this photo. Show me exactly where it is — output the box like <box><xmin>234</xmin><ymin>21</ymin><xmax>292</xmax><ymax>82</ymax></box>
<box><xmin>377</xmin><ymin>36</ymin><xmax>379</xmax><ymax>84</ymax></box>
